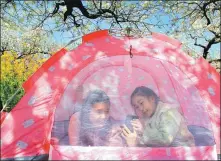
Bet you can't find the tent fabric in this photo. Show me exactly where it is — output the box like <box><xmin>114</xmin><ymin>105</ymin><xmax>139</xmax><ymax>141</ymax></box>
<box><xmin>1</xmin><ymin>30</ymin><xmax>220</xmax><ymax>160</ymax></box>
<box><xmin>1</xmin><ymin>112</ymin><xmax>8</xmax><ymax>125</ymax></box>
<box><xmin>49</xmin><ymin>145</ymin><xmax>217</xmax><ymax>160</ymax></box>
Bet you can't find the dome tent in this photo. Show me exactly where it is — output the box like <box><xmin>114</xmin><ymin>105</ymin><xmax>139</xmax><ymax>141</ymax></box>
<box><xmin>1</xmin><ymin>30</ymin><xmax>220</xmax><ymax>160</ymax></box>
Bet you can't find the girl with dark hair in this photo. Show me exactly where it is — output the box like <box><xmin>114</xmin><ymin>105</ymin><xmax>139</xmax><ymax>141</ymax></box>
<box><xmin>121</xmin><ymin>86</ymin><xmax>195</xmax><ymax>147</ymax></box>
<box><xmin>68</xmin><ymin>89</ymin><xmax>124</xmax><ymax>146</ymax></box>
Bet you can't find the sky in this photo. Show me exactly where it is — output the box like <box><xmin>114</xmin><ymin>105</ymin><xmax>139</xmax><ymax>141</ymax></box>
<box><xmin>48</xmin><ymin>1</ymin><xmax>220</xmax><ymax>59</ymax></box>
<box><xmin>3</xmin><ymin>0</ymin><xmax>219</xmax><ymax>59</ymax></box>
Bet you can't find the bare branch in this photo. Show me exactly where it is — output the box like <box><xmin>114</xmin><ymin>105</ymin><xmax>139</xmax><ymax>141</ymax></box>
<box><xmin>189</xmin><ymin>33</ymin><xmax>220</xmax><ymax>59</ymax></box>
<box><xmin>209</xmin><ymin>59</ymin><xmax>221</xmax><ymax>63</ymax></box>
<box><xmin>51</xmin><ymin>0</ymin><xmax>125</xmax><ymax>27</ymax></box>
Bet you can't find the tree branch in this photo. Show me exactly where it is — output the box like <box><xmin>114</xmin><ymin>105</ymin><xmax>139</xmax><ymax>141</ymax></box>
<box><xmin>52</xmin><ymin>0</ymin><xmax>125</xmax><ymax>27</ymax></box>
<box><xmin>209</xmin><ymin>59</ymin><xmax>221</xmax><ymax>63</ymax></box>
<box><xmin>16</xmin><ymin>51</ymin><xmax>49</xmax><ymax>59</ymax></box>
<box><xmin>190</xmin><ymin>33</ymin><xmax>220</xmax><ymax>59</ymax></box>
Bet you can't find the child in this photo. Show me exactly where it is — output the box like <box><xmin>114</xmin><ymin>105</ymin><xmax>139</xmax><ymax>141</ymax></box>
<box><xmin>121</xmin><ymin>86</ymin><xmax>195</xmax><ymax>147</ymax></box>
<box><xmin>69</xmin><ymin>89</ymin><xmax>124</xmax><ymax>146</ymax></box>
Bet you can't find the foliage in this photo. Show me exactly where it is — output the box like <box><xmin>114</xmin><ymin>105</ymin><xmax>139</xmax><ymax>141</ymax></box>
<box><xmin>0</xmin><ymin>17</ymin><xmax>61</xmax><ymax>111</ymax></box>
<box><xmin>0</xmin><ymin>51</ymin><xmax>47</xmax><ymax>111</ymax></box>
<box><xmin>1</xmin><ymin>21</ymin><xmax>61</xmax><ymax>59</ymax></box>
<box><xmin>160</xmin><ymin>1</ymin><xmax>220</xmax><ymax>59</ymax></box>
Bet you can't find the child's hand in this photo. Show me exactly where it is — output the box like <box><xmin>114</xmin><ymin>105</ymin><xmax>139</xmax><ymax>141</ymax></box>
<box><xmin>121</xmin><ymin>125</ymin><xmax>138</xmax><ymax>147</ymax></box>
<box><xmin>131</xmin><ymin>119</ymin><xmax>144</xmax><ymax>135</ymax></box>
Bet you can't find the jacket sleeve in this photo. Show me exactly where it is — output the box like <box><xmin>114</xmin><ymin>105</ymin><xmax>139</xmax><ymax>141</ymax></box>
<box><xmin>140</xmin><ymin>109</ymin><xmax>182</xmax><ymax>147</ymax></box>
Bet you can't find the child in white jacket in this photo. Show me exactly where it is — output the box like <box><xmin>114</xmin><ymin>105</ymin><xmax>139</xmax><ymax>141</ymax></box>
<box><xmin>121</xmin><ymin>86</ymin><xmax>195</xmax><ymax>147</ymax></box>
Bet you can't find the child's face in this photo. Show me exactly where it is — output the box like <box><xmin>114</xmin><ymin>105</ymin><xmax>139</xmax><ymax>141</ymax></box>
<box><xmin>89</xmin><ymin>102</ymin><xmax>110</xmax><ymax>127</ymax></box>
<box><xmin>131</xmin><ymin>95</ymin><xmax>156</xmax><ymax>118</ymax></box>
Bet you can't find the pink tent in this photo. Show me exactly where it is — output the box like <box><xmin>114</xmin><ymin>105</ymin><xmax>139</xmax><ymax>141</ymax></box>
<box><xmin>1</xmin><ymin>30</ymin><xmax>220</xmax><ymax>160</ymax></box>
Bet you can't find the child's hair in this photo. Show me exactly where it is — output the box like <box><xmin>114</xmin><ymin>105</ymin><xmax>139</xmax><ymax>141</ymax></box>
<box><xmin>131</xmin><ymin>86</ymin><xmax>160</xmax><ymax>105</ymax></box>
